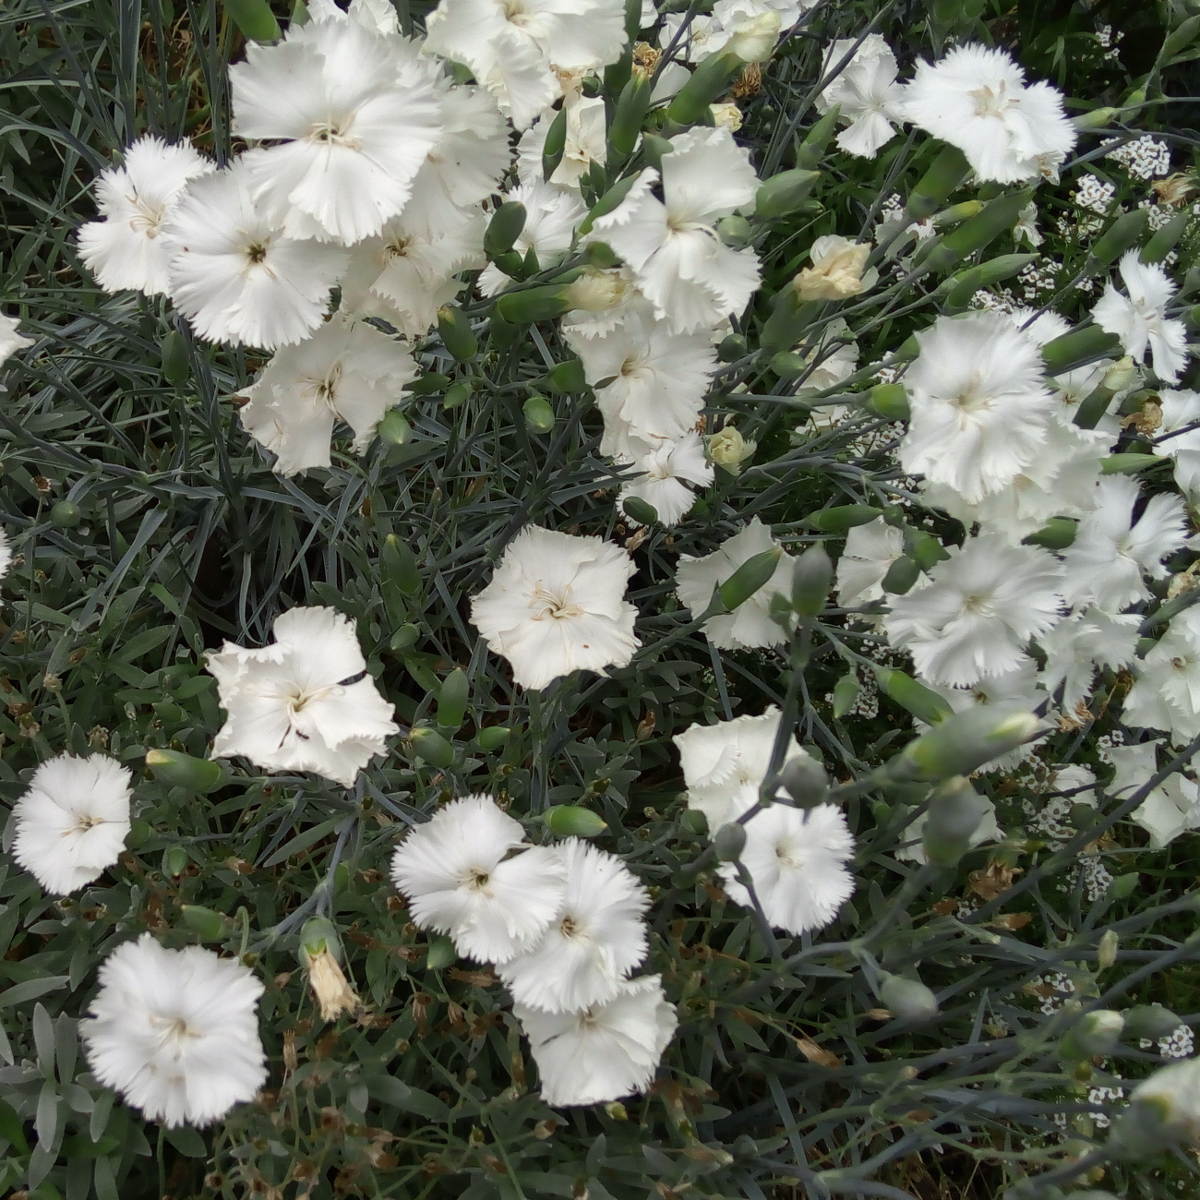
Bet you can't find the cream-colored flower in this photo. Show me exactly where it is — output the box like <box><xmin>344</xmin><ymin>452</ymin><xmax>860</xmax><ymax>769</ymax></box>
<box><xmin>794</xmin><ymin>236</ymin><xmax>875</xmax><ymax>301</ymax></box>
<box><xmin>304</xmin><ymin>947</ymin><xmax>361</xmax><ymax>1022</ymax></box>
<box><xmin>710</xmin><ymin>102</ymin><xmax>744</xmax><ymax>131</ymax></box>
<box><xmin>707</xmin><ymin>426</ymin><xmax>756</xmax><ymax>473</ymax></box>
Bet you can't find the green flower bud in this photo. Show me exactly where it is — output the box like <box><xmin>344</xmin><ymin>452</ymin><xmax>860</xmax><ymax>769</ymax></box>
<box><xmin>609</xmin><ymin>72</ymin><xmax>653</xmax><ymax>158</ymax></box>
<box><xmin>907</xmin><ymin>529</ymin><xmax>949</xmax><ymax>569</ymax></box>
<box><xmin>790</xmin><ymin>544</ymin><xmax>832</xmax><ymax>619</ymax></box>
<box><xmin>145</xmin><ymin>748</ymin><xmax>224</xmax><ymax>794</ymax></box>
<box><xmin>545</xmin><ymin>805</ymin><xmax>608</xmax><ymax>837</ymax></box>
<box><xmin>881</xmin><ymin>555</ymin><xmax>920</xmax><ymax>595</ymax></box>
<box><xmin>410</xmin><ymin>726</ymin><xmax>455</xmax><ymax>768</ymax></box>
<box><xmin>409</xmin><ymin>372</ymin><xmax>451</xmax><ymax>396</ymax></box>
<box><xmin>1162</xmin><ymin>14</ymin><xmax>1200</xmax><ymax>60</ymax></box>
<box><xmin>865</xmin><ymin>382</ymin><xmax>909</xmax><ymax>421</ymax></box>
<box><xmin>905</xmin><ymin>144</ymin><xmax>970</xmax><ymax>220</ymax></box>
<box><xmin>680</xmin><ymin>808</ymin><xmax>708</xmax><ymax>836</ymax></box>
<box><xmin>922</xmin><ymin>776</ymin><xmax>988</xmax><ymax>866</ymax></box>
<box><xmin>222</xmin><ymin>0</ymin><xmax>281</xmax><ymax>42</ymax></box>
<box><xmin>162</xmin><ymin>845</ymin><xmax>188</xmax><ymax>876</ymax></box>
<box><xmin>1087</xmin><ymin>208</ymin><xmax>1150</xmax><ymax>271</ymax></box>
<box><xmin>436</xmin><ymin>667</ymin><xmax>469</xmax><ymax>729</ymax></box>
<box><xmin>476</xmin><ymin>726</ymin><xmax>511</xmax><ymax>751</ymax></box>
<box><xmin>930</xmin><ymin>199</ymin><xmax>984</xmax><ymax>226</ymax></box>
<box><xmin>49</xmin><ymin>500</ymin><xmax>81</xmax><ymax>529</ymax></box>
<box><xmin>523</xmin><ymin>394</ymin><xmax>556</xmax><ymax>434</ymax></box>
<box><xmin>1072</xmin><ymin>106</ymin><xmax>1118</xmax><ymax>129</ymax></box>
<box><xmin>717</xmin><ymin>333</ymin><xmax>748</xmax><ymax>362</ymax></box>
<box><xmin>160</xmin><ymin>328</ymin><xmax>189</xmax><ymax>386</ymax></box>
<box><xmin>713</xmin><ymin>821</ymin><xmax>748</xmax><ymax>861</ymax></box>
<box><xmin>832</xmin><ymin>671</ymin><xmax>859</xmax><ymax>719</ymax></box>
<box><xmin>716</xmin><ymin>546</ymin><xmax>782</xmax><ymax>613</ymax></box>
<box><xmin>426</xmin><ymin>935</ymin><xmax>457</xmax><ymax>970</ymax></box>
<box><xmin>900</xmin><ymin>708</ymin><xmax>1041</xmax><ymax>781</ymax></box>
<box><xmin>390</xmin><ymin>623</ymin><xmax>420</xmax><ymax>653</ymax></box>
<box><xmin>665</xmin><ymin>51</ymin><xmax>742</xmax><ymax>125</ymax></box>
<box><xmin>381</xmin><ymin>534</ymin><xmax>421</xmax><ymax>596</ymax></box>
<box><xmin>717</xmin><ymin>214</ymin><xmax>754</xmax><ymax>248</ymax></box>
<box><xmin>299</xmin><ymin>915</ymin><xmax>340</xmax><ymax>961</ymax></box>
<box><xmin>793</xmin><ymin>106</ymin><xmax>840</xmax><ymax>172</ymax></box>
<box><xmin>804</xmin><ymin>504</ymin><xmax>881</xmax><ymax>533</ymax></box>
<box><xmin>1142</xmin><ymin>209</ymin><xmax>1193</xmax><ymax>264</ymax></box>
<box><xmin>914</xmin><ymin>189</ymin><xmax>1034</xmax><ymax>277</ymax></box>
<box><xmin>754</xmin><ymin>168</ymin><xmax>820</xmax><ymax>220</ymax></box>
<box><xmin>484</xmin><ymin>201</ymin><xmax>528</xmax><ymax>259</ymax></box>
<box><xmin>377</xmin><ymin>409</ymin><xmax>412</xmax><ymax>446</ymax></box>
<box><xmin>496</xmin><ymin>285</ymin><xmax>570</xmax><ymax>324</ymax></box>
<box><xmin>1059</xmin><ymin>1010</ymin><xmax>1125</xmax><ymax>1062</ymax></box>
<box><xmin>443</xmin><ymin>379</ymin><xmax>472</xmax><ymax>411</ymax></box>
<box><xmin>778</xmin><ymin>755</ymin><xmax>829</xmax><ymax>807</ymax></box>
<box><xmin>180</xmin><ymin>904</ymin><xmax>229</xmax><ymax>942</ymax></box>
<box><xmin>879</xmin><ymin>971</ymin><xmax>939</xmax><ymax>1021</ymax></box>
<box><xmin>875</xmin><ymin>667</ymin><xmax>953</xmax><ymax>726</ymax></box>
<box><xmin>1041</xmin><ymin>326</ymin><xmax>1124</xmax><ymax>375</ymax></box>
<box><xmin>1025</xmin><ymin>517</ymin><xmax>1078</xmax><ymax>550</ymax></box>
<box><xmin>581</xmin><ymin>173</ymin><xmax>645</xmax><ymax>234</ymax></box>
<box><xmin>942</xmin><ymin>254</ymin><xmax>1038</xmax><ymax>312</ymax></box>
<box><xmin>437</xmin><ymin>306</ymin><xmax>477</xmax><ymax>362</ymax></box>
<box><xmin>622</xmin><ymin>495</ymin><xmax>659</xmax><ymax>526</ymax></box>
<box><xmin>1101</xmin><ymin>453</ymin><xmax>1162</xmax><ymax>475</ymax></box>
<box><xmin>545</xmin><ymin>358</ymin><xmax>588</xmax><ymax>393</ymax></box>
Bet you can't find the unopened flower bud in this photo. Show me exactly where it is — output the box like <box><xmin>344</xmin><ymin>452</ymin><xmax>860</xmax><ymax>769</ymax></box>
<box><xmin>921</xmin><ymin>776</ymin><xmax>987</xmax><ymax>866</ymax></box>
<box><xmin>727</xmin><ymin>10</ymin><xmax>780</xmax><ymax>62</ymax></box>
<box><xmin>1124</xmin><ymin>1004</ymin><xmax>1182</xmax><ymax>1042</ymax></box>
<box><xmin>777</xmin><ymin>755</ymin><xmax>829</xmax><ymax>807</ymax></box>
<box><xmin>563</xmin><ymin>266</ymin><xmax>629</xmax><ymax>313</ymax></box>
<box><xmin>145</xmin><ymin>748</ymin><xmax>224</xmax><ymax>794</ymax></box>
<box><xmin>710</xmin><ymin>101</ymin><xmax>743</xmax><ymax>131</ymax></box>
<box><xmin>790</xmin><ymin>544</ymin><xmax>832</xmax><ymax>619</ymax></box>
<box><xmin>1113</xmin><ymin>1058</ymin><xmax>1200</xmax><ymax>1152</ymax></box>
<box><xmin>545</xmin><ymin>805</ymin><xmax>607</xmax><ymax>837</ymax></box>
<box><xmin>1101</xmin><ymin>356</ymin><xmax>1138</xmax><ymax>394</ymax></box>
<box><xmin>794</xmin><ymin>237</ymin><xmax>873</xmax><ymax>301</ymax></box>
<box><xmin>713</xmin><ymin>821</ymin><xmax>748</xmax><ymax>861</ymax></box>
<box><xmin>900</xmin><ymin>708</ymin><xmax>1041</xmax><ymax>781</ymax></box>
<box><xmin>717</xmin><ymin>214</ymin><xmax>754</xmax><ymax>248</ymax></box>
<box><xmin>879</xmin><ymin>971</ymin><xmax>939</xmax><ymax>1021</ymax></box>
<box><xmin>1097</xmin><ymin>929</ymin><xmax>1119</xmax><ymax>971</ymax></box>
<box><xmin>707</xmin><ymin>426</ymin><xmax>756</xmax><ymax>473</ymax></box>
<box><xmin>180</xmin><ymin>904</ymin><xmax>228</xmax><ymax>941</ymax></box>
<box><xmin>1060</xmin><ymin>1009</ymin><xmax>1124</xmax><ymax>1062</ymax></box>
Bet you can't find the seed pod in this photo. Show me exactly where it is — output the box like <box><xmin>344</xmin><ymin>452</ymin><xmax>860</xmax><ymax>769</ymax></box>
<box><xmin>484</xmin><ymin>202</ymin><xmax>528</xmax><ymax>260</ymax></box>
<box><xmin>523</xmin><ymin>394</ymin><xmax>556</xmax><ymax>434</ymax></box>
<box><xmin>879</xmin><ymin>971</ymin><xmax>939</xmax><ymax>1021</ymax></box>
<box><xmin>545</xmin><ymin>805</ymin><xmax>608</xmax><ymax>837</ymax></box>
<box><xmin>160</xmin><ymin>328</ymin><xmax>189</xmax><ymax>385</ymax></box>
<box><xmin>410</xmin><ymin>726</ymin><xmax>455</xmax><ymax>768</ymax></box>
<box><xmin>864</xmin><ymin>382</ymin><xmax>909</xmax><ymax>421</ymax></box>
<box><xmin>437</xmin><ymin>306</ymin><xmax>477</xmax><ymax>362</ymax></box>
<box><xmin>905</xmin><ymin>144</ymin><xmax>971</xmax><ymax>220</ymax></box>
<box><xmin>476</xmin><ymin>726</ymin><xmax>511</xmax><ymax>751</ymax></box>
<box><xmin>791</xmin><ymin>544</ymin><xmax>832</xmax><ymax>618</ymax></box>
<box><xmin>804</xmin><ymin>504</ymin><xmax>882</xmax><ymax>534</ymax></box>
<box><xmin>609</xmin><ymin>72</ymin><xmax>653</xmax><ymax>158</ymax></box>
<box><xmin>754</xmin><ymin>168</ymin><xmax>820</xmax><ymax>219</ymax></box>
<box><xmin>900</xmin><ymin>707</ymin><xmax>1041</xmax><ymax>781</ymax></box>
<box><xmin>222</xmin><ymin>0</ymin><xmax>281</xmax><ymax>42</ymax></box>
<box><xmin>496</xmin><ymin>285</ymin><xmax>570</xmax><ymax>324</ymax></box>
<box><xmin>666</xmin><ymin>51</ymin><xmax>742</xmax><ymax>126</ymax></box>
<box><xmin>713</xmin><ymin>821</ymin><xmax>748</xmax><ymax>862</ymax></box>
<box><xmin>717</xmin><ymin>547</ymin><xmax>782</xmax><ymax>613</ymax></box>
<box><xmin>436</xmin><ymin>667</ymin><xmax>469</xmax><ymax>729</ymax></box>
<box><xmin>180</xmin><ymin>904</ymin><xmax>229</xmax><ymax>942</ymax></box>
<box><xmin>145</xmin><ymin>748</ymin><xmax>225</xmax><ymax>794</ymax></box>
<box><xmin>875</xmin><ymin>667</ymin><xmax>953</xmax><ymax>726</ymax></box>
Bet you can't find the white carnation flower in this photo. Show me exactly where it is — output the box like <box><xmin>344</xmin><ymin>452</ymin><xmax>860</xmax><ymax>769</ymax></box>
<box><xmin>230</xmin><ymin>19</ymin><xmax>443</xmax><ymax>244</ymax></box>
<box><xmin>898</xmin><ymin>312</ymin><xmax>1055</xmax><ymax>505</ymax></box>
<box><xmin>470</xmin><ymin>525</ymin><xmax>640</xmax><ymax>690</ymax></box>
<box><xmin>499</xmin><ymin>839</ymin><xmax>649</xmax><ymax>1012</ymax></box>
<box><xmin>816</xmin><ymin>35</ymin><xmax>904</xmax><ymax>158</ymax></box>
<box><xmin>11</xmin><ymin>753</ymin><xmax>133</xmax><ymax>895</ymax></box>
<box><xmin>1</xmin><ymin>313</ymin><xmax>33</xmax><ymax>369</ymax></box>
<box><xmin>568</xmin><ymin>307</ymin><xmax>717</xmax><ymax>457</ymax></box>
<box><xmin>1124</xmin><ymin>607</ymin><xmax>1200</xmax><ymax>744</ymax></box>
<box><xmin>80</xmin><ymin>934</ymin><xmax>266</xmax><ymax>1127</ymax></box>
<box><xmin>1108</xmin><ymin>741</ymin><xmax>1200</xmax><ymax>849</ymax></box>
<box><xmin>515</xmin><ymin>974</ymin><xmax>677</xmax><ymax>1106</ymax></box>
<box><xmin>207</xmin><ymin>606</ymin><xmax>398</xmax><ymax>787</ymax></box>
<box><xmin>77</xmin><ymin>135</ymin><xmax>213</xmax><ymax>296</ymax></box>
<box><xmin>592</xmin><ymin>128</ymin><xmax>761</xmax><ymax>333</ymax></box>
<box><xmin>1092</xmin><ymin>251</ymin><xmax>1189</xmax><ymax>384</ymax></box>
<box><xmin>673</xmin><ymin>706</ymin><xmax>814</xmax><ymax>829</ymax></box>
<box><xmin>835</xmin><ymin>517</ymin><xmax>904</xmax><ymax>608</ymax></box>
<box><xmin>1155</xmin><ymin>389</ymin><xmax>1200</xmax><ymax>501</ymax></box>
<box><xmin>1060</xmin><ymin>476</ymin><xmax>1189</xmax><ymax>612</ymax></box>
<box><xmin>883</xmin><ymin>534</ymin><xmax>1063</xmax><ymax>688</ymax></box>
<box><xmin>391</xmin><ymin>794</ymin><xmax>566</xmax><ymax>963</ymax></box>
<box><xmin>720</xmin><ymin>803</ymin><xmax>854</xmax><ymax>936</ymax></box>
<box><xmin>1038</xmin><ymin>607</ymin><xmax>1139</xmax><ymax>715</ymax></box>
<box><xmin>163</xmin><ymin>162</ymin><xmax>349</xmax><ymax>350</ymax></box>
<box><xmin>618</xmin><ymin>432</ymin><xmax>714</xmax><ymax>526</ymax></box>
<box><xmin>675</xmin><ymin>518</ymin><xmax>795</xmax><ymax>651</ymax></box>
<box><xmin>237</xmin><ymin>316</ymin><xmax>417</xmax><ymax>476</ymax></box>
<box><xmin>479</xmin><ymin>178</ymin><xmax>586</xmax><ymax>295</ymax></box>
<box><xmin>900</xmin><ymin>43</ymin><xmax>1076</xmax><ymax>183</ymax></box>
<box><xmin>517</xmin><ymin>94</ymin><xmax>607</xmax><ymax>190</ymax></box>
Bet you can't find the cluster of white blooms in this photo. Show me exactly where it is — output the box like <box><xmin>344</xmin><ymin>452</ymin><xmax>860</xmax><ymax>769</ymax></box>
<box><xmin>1074</xmin><ymin>173</ymin><xmax>1117</xmax><ymax>214</ymax></box>
<box><xmin>391</xmin><ymin>794</ymin><xmax>675</xmax><ymax>1105</ymax></box>
<box><xmin>1105</xmin><ymin>134</ymin><xmax>1171</xmax><ymax>180</ymax></box>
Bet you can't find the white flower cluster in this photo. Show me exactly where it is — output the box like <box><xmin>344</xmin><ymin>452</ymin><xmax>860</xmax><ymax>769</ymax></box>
<box><xmin>1105</xmin><ymin>134</ymin><xmax>1171</xmax><ymax>181</ymax></box>
<box><xmin>391</xmin><ymin>794</ymin><xmax>675</xmax><ymax>1106</ymax></box>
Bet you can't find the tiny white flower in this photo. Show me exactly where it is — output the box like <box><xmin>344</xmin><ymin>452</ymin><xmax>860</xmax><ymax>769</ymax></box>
<box><xmin>499</xmin><ymin>839</ymin><xmax>649</xmax><ymax>1012</ymax></box>
<box><xmin>675</xmin><ymin>518</ymin><xmax>795</xmax><ymax>651</ymax></box>
<box><xmin>391</xmin><ymin>794</ymin><xmax>566</xmax><ymax>963</ymax></box>
<box><xmin>900</xmin><ymin>44</ymin><xmax>1076</xmax><ymax>184</ymax></box>
<box><xmin>816</xmin><ymin>35</ymin><xmax>905</xmax><ymax>158</ymax></box>
<box><xmin>883</xmin><ymin>534</ymin><xmax>1063</xmax><ymax>688</ymax></box>
<box><xmin>515</xmin><ymin>974</ymin><xmax>677</xmax><ymax>1106</ymax></box>
<box><xmin>237</xmin><ymin>316</ymin><xmax>418</xmax><ymax>476</ymax></box>
<box><xmin>207</xmin><ymin>606</ymin><xmax>398</xmax><ymax>787</ymax></box>
<box><xmin>720</xmin><ymin>802</ymin><xmax>854</xmax><ymax>936</ymax></box>
<box><xmin>470</xmin><ymin>525</ymin><xmax>640</xmax><ymax>690</ymax></box>
<box><xmin>81</xmin><ymin>934</ymin><xmax>267</xmax><ymax>1128</ymax></box>
<box><xmin>12</xmin><ymin>753</ymin><xmax>133</xmax><ymax>895</ymax></box>
<box><xmin>1093</xmin><ymin>251</ymin><xmax>1189</xmax><ymax>384</ymax></box>
<box><xmin>674</xmin><ymin>706</ymin><xmax>813</xmax><ymax>829</ymax></box>
<box><xmin>77</xmin><ymin>135</ymin><xmax>213</xmax><ymax>296</ymax></box>
<box><xmin>618</xmin><ymin>432</ymin><xmax>713</xmax><ymax>526</ymax></box>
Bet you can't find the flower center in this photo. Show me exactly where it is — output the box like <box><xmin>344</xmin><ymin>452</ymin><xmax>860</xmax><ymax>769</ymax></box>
<box><xmin>560</xmin><ymin>915</ymin><xmax>580</xmax><ymax>938</ymax></box>
<box><xmin>149</xmin><ymin>1012</ymin><xmax>197</xmax><ymax>1056</ymax></box>
<box><xmin>311</xmin><ymin>121</ymin><xmax>362</xmax><ymax>150</ymax></box>
<box><xmin>962</xmin><ymin>593</ymin><xmax>994</xmax><ymax>616</ymax></box>
<box><xmin>501</xmin><ymin>0</ymin><xmax>531</xmax><ymax>25</ymax></box>
<box><xmin>949</xmin><ymin>374</ymin><xmax>991</xmax><ymax>413</ymax></box>
<box><xmin>969</xmin><ymin>83</ymin><xmax>1012</xmax><ymax>118</ymax></box>
<box><xmin>774</xmin><ymin>842</ymin><xmax>799</xmax><ymax>869</ymax></box>
<box><xmin>245</xmin><ymin>241</ymin><xmax>269</xmax><ymax>265</ymax></box>
<box><xmin>468</xmin><ymin>868</ymin><xmax>491</xmax><ymax>890</ymax></box>
<box><xmin>531</xmin><ymin>585</ymin><xmax>582</xmax><ymax>621</ymax></box>
<box><xmin>314</xmin><ymin>363</ymin><xmax>344</xmax><ymax>410</ymax></box>
<box><xmin>127</xmin><ymin>194</ymin><xmax>165</xmax><ymax>239</ymax></box>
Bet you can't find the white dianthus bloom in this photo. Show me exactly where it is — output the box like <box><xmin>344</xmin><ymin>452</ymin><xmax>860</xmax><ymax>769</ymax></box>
<box><xmin>391</xmin><ymin>794</ymin><xmax>566</xmax><ymax>963</ymax></box>
<box><xmin>675</xmin><ymin>518</ymin><xmax>796</xmax><ymax>651</ymax></box>
<box><xmin>592</xmin><ymin>128</ymin><xmax>761</xmax><ymax>333</ymax></box>
<box><xmin>569</xmin><ymin>308</ymin><xmax>717</xmax><ymax>457</ymax></box>
<box><xmin>499</xmin><ymin>839</ymin><xmax>650</xmax><ymax>1012</ymax></box>
<box><xmin>308</xmin><ymin>0</ymin><xmax>401</xmax><ymax>32</ymax></box>
<box><xmin>80</xmin><ymin>934</ymin><xmax>266</xmax><ymax>1128</ymax></box>
<box><xmin>618</xmin><ymin>432</ymin><xmax>714</xmax><ymax>526</ymax></box>
<box><xmin>720</xmin><ymin>803</ymin><xmax>854</xmax><ymax>936</ymax></box>
<box><xmin>515</xmin><ymin>974</ymin><xmax>677</xmax><ymax>1106</ymax></box>
<box><xmin>77</xmin><ymin>135</ymin><xmax>213</xmax><ymax>296</ymax></box>
<box><xmin>1155</xmin><ymin>389</ymin><xmax>1200</xmax><ymax>501</ymax></box>
<box><xmin>835</xmin><ymin>517</ymin><xmax>904</xmax><ymax>608</ymax></box>
<box><xmin>898</xmin><ymin>312</ymin><xmax>1055</xmax><ymax>505</ymax></box>
<box><xmin>479</xmin><ymin>179</ymin><xmax>585</xmax><ymax>295</ymax></box>
<box><xmin>1108</xmin><ymin>741</ymin><xmax>1200</xmax><ymax>850</ymax></box>
<box><xmin>238</xmin><ymin>316</ymin><xmax>417</xmax><ymax>476</ymax></box>
<box><xmin>883</xmin><ymin>534</ymin><xmax>1063</xmax><ymax>688</ymax></box>
<box><xmin>1060</xmin><ymin>476</ymin><xmax>1188</xmax><ymax>612</ymax></box>
<box><xmin>561</xmin><ymin>267</ymin><xmax>642</xmax><ymax>340</ymax></box>
<box><xmin>517</xmin><ymin>95</ymin><xmax>607</xmax><ymax>190</ymax></box>
<box><xmin>1038</xmin><ymin>607</ymin><xmax>1139</xmax><ymax>715</ymax></box>
<box><xmin>163</xmin><ymin>163</ymin><xmax>349</xmax><ymax>350</ymax></box>
<box><xmin>1124</xmin><ymin>607</ymin><xmax>1200</xmax><ymax>744</ymax></box>
<box><xmin>816</xmin><ymin>35</ymin><xmax>904</xmax><ymax>158</ymax></box>
<box><xmin>900</xmin><ymin>43</ymin><xmax>1076</xmax><ymax>183</ymax></box>
<box><xmin>658</xmin><ymin>13</ymin><xmax>727</xmax><ymax>63</ymax></box>
<box><xmin>1093</xmin><ymin>252</ymin><xmax>1189</xmax><ymax>384</ymax></box>
<box><xmin>1</xmin><ymin>313</ymin><xmax>33</xmax><ymax>369</ymax></box>
<box><xmin>673</xmin><ymin>706</ymin><xmax>813</xmax><ymax>830</ymax></box>
<box><xmin>230</xmin><ymin>19</ymin><xmax>443</xmax><ymax>245</ymax></box>
<box><xmin>12</xmin><ymin>753</ymin><xmax>133</xmax><ymax>895</ymax></box>
<box><xmin>207</xmin><ymin>606</ymin><xmax>398</xmax><ymax>787</ymax></box>
<box><xmin>470</xmin><ymin>525</ymin><xmax>640</xmax><ymax>690</ymax></box>
<box><xmin>425</xmin><ymin>0</ymin><xmax>626</xmax><ymax>130</ymax></box>
<box><xmin>339</xmin><ymin>207</ymin><xmax>485</xmax><ymax>337</ymax></box>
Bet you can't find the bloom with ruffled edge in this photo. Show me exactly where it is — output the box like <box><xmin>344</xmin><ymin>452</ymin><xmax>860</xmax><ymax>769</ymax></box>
<box><xmin>1093</xmin><ymin>251</ymin><xmax>1189</xmax><ymax>384</ymax></box>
